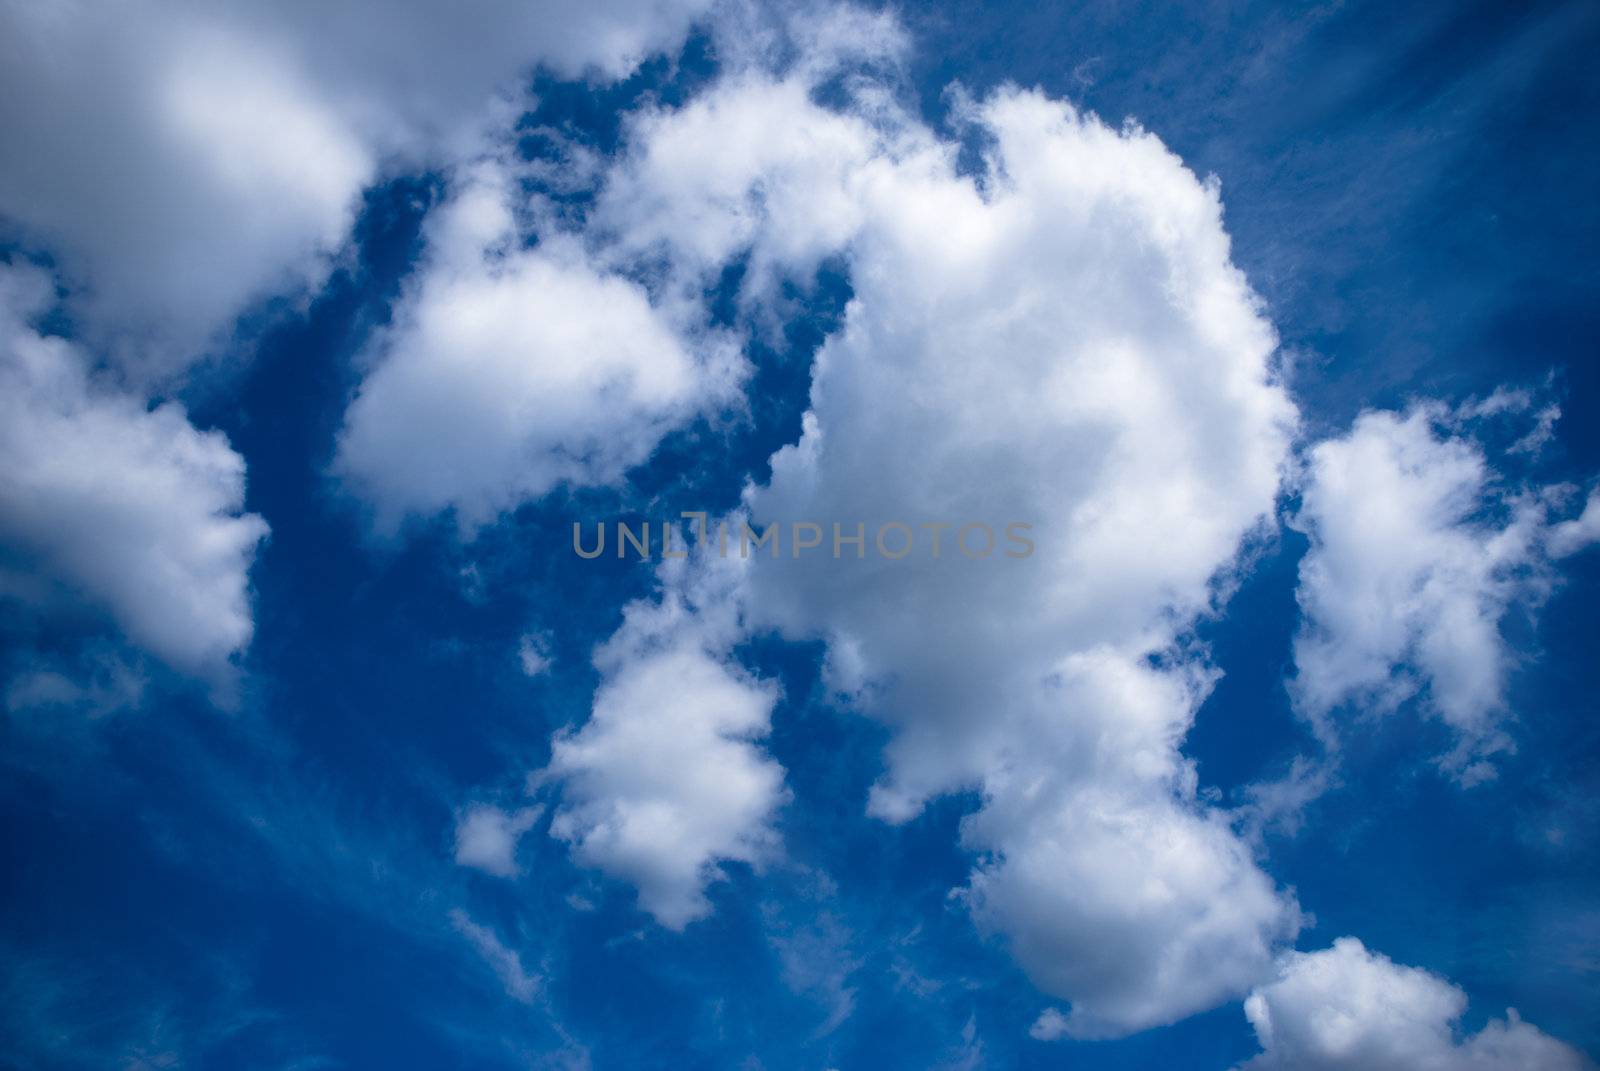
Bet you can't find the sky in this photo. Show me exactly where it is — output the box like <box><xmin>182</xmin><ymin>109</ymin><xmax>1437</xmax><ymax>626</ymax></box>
<box><xmin>1</xmin><ymin>1</ymin><xmax>1598</xmax><ymax>1068</ymax></box>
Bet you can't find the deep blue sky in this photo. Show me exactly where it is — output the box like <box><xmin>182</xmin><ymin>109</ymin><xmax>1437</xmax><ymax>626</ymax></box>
<box><xmin>2</xmin><ymin>1</ymin><xmax>1598</xmax><ymax>1067</ymax></box>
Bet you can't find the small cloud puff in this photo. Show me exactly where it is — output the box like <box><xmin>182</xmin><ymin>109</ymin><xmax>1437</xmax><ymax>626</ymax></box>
<box><xmin>453</xmin><ymin>804</ymin><xmax>543</xmax><ymax>879</ymax></box>
<box><xmin>1029</xmin><ymin>1008</ymin><xmax>1070</xmax><ymax>1041</ymax></box>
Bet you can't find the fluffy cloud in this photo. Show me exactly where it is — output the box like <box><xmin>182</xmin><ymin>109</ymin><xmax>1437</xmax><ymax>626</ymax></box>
<box><xmin>0</xmin><ymin>0</ymin><xmax>717</xmax><ymax>691</ymax></box>
<box><xmin>443</xmin><ymin>9</ymin><xmax>1596</xmax><ymax>1038</ymax></box>
<box><xmin>334</xmin><ymin>6</ymin><xmax>915</xmax><ymax>529</ymax></box>
<box><xmin>0</xmin><ymin>0</ymin><xmax>713</xmax><ymax>373</ymax></box>
<box><xmin>952</xmin><ymin>653</ymin><xmax>1302</xmax><ymax>1037</ymax></box>
<box><xmin>520</xmin><ymin>33</ymin><xmax>1305</xmax><ymax>1028</ymax></box>
<box><xmin>334</xmin><ymin>160</ymin><xmax>745</xmax><ymax>530</ymax></box>
<box><xmin>726</xmin><ymin>85</ymin><xmax>1300</xmax><ymax>1034</ymax></box>
<box><xmin>1290</xmin><ymin>402</ymin><xmax>1565</xmax><ymax>782</ymax></box>
<box><xmin>0</xmin><ymin>265</ymin><xmax>267</xmax><ymax>683</ymax></box>
<box><xmin>592</xmin><ymin>57</ymin><xmax>907</xmax><ymax>300</ymax></box>
<box><xmin>454</xmin><ymin>803</ymin><xmax>544</xmax><ymax>878</ymax></box>
<box><xmin>1236</xmin><ymin>937</ymin><xmax>1592</xmax><ymax>1070</ymax></box>
<box><xmin>542</xmin><ymin>550</ymin><xmax>787</xmax><ymax>929</ymax></box>
<box><xmin>1548</xmin><ymin>488</ymin><xmax>1600</xmax><ymax>559</ymax></box>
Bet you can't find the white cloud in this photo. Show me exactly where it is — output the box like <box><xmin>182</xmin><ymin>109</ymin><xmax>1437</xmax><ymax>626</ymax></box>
<box><xmin>0</xmin><ymin>0</ymin><xmax>713</xmax><ymax>373</ymax></box>
<box><xmin>518</xmin><ymin>633</ymin><xmax>555</xmax><ymax>678</ymax></box>
<box><xmin>509</xmin><ymin>34</ymin><xmax>1303</xmax><ymax>1029</ymax></box>
<box><xmin>955</xmin><ymin>653</ymin><xmax>1302</xmax><ymax>1038</ymax></box>
<box><xmin>334</xmin><ymin>5</ymin><xmax>917</xmax><ymax>530</ymax></box>
<box><xmin>592</xmin><ymin>70</ymin><xmax>905</xmax><ymax>303</ymax></box>
<box><xmin>0</xmin><ymin>265</ymin><xmax>268</xmax><ymax>685</ymax></box>
<box><xmin>389</xmin><ymin>11</ymin><xmax>1600</xmax><ymax>1039</ymax></box>
<box><xmin>542</xmin><ymin>549</ymin><xmax>787</xmax><ymax>929</ymax></box>
<box><xmin>334</xmin><ymin>159</ymin><xmax>745</xmax><ymax>531</ymax></box>
<box><xmin>720</xmin><ymin>83</ymin><xmax>1301</xmax><ymax>1035</ymax></box>
<box><xmin>1289</xmin><ymin>402</ymin><xmax>1561</xmax><ymax>782</ymax></box>
<box><xmin>1548</xmin><ymin>488</ymin><xmax>1600</xmax><ymax>559</ymax></box>
<box><xmin>1236</xmin><ymin>937</ymin><xmax>1593</xmax><ymax>1070</ymax></box>
<box><xmin>454</xmin><ymin>804</ymin><xmax>544</xmax><ymax>879</ymax></box>
<box><xmin>0</xmin><ymin>0</ymin><xmax>717</xmax><ymax>694</ymax></box>
<box><xmin>449</xmin><ymin>908</ymin><xmax>540</xmax><ymax>1004</ymax></box>
<box><xmin>1028</xmin><ymin>1008</ymin><xmax>1070</xmax><ymax>1041</ymax></box>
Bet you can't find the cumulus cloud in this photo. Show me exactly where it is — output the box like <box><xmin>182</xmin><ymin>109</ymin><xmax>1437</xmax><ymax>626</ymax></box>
<box><xmin>717</xmin><ymin>83</ymin><xmax>1300</xmax><ymax>1034</ymax></box>
<box><xmin>384</xmin><ymin>8</ymin><xmax>1600</xmax><ymax>1039</ymax></box>
<box><xmin>454</xmin><ymin>804</ymin><xmax>544</xmax><ymax>878</ymax></box>
<box><xmin>592</xmin><ymin>64</ymin><xmax>907</xmax><ymax>302</ymax></box>
<box><xmin>1236</xmin><ymin>937</ymin><xmax>1593</xmax><ymax>1070</ymax></box>
<box><xmin>542</xmin><ymin>548</ymin><xmax>787</xmax><ymax>929</ymax></box>
<box><xmin>0</xmin><ymin>265</ymin><xmax>267</xmax><ymax>684</ymax></box>
<box><xmin>499</xmin><ymin>23</ymin><xmax>1305</xmax><ymax>1028</ymax></box>
<box><xmin>954</xmin><ymin>653</ymin><xmax>1302</xmax><ymax>1037</ymax></box>
<box><xmin>1290</xmin><ymin>401</ymin><xmax>1569</xmax><ymax>782</ymax></box>
<box><xmin>334</xmin><ymin>159</ymin><xmax>746</xmax><ymax>531</ymax></box>
<box><xmin>334</xmin><ymin>5</ymin><xmax>918</xmax><ymax>530</ymax></box>
<box><xmin>0</xmin><ymin>0</ymin><xmax>713</xmax><ymax>373</ymax></box>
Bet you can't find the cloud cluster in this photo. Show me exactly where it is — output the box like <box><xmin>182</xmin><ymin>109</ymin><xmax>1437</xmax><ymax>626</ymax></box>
<box><xmin>0</xmin><ymin>265</ymin><xmax>267</xmax><ymax>684</ymax></box>
<box><xmin>1237</xmin><ymin>938</ymin><xmax>1593</xmax><ymax>1070</ymax></box>
<box><xmin>331</xmin><ymin>11</ymin><xmax>912</xmax><ymax>528</ymax></box>
<box><xmin>372</xmin><ymin>11</ymin><xmax>1600</xmax><ymax>1051</ymax></box>
<box><xmin>0</xmin><ymin>0</ymin><xmax>717</xmax><ymax>693</ymax></box>
<box><xmin>9</xmin><ymin>1</ymin><xmax>1591</xmax><ymax>1058</ymax></box>
<box><xmin>519</xmin><ymin>41</ymin><xmax>1307</xmax><ymax>1031</ymax></box>
<box><xmin>0</xmin><ymin>0</ymin><xmax>714</xmax><ymax>373</ymax></box>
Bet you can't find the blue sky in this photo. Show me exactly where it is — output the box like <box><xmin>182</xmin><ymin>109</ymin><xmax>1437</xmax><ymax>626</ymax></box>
<box><xmin>2</xmin><ymin>2</ymin><xmax>1598</xmax><ymax>1068</ymax></box>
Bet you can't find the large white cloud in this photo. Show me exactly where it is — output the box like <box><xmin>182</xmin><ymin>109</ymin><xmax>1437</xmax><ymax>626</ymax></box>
<box><xmin>541</xmin><ymin>549</ymin><xmax>787</xmax><ymax>929</ymax></box>
<box><xmin>0</xmin><ymin>0</ymin><xmax>714</xmax><ymax>374</ymax></box>
<box><xmin>733</xmin><ymin>85</ymin><xmax>1301</xmax><ymax>1035</ymax></box>
<box><xmin>530</xmin><ymin>44</ymin><xmax>1305</xmax><ymax>1031</ymax></box>
<box><xmin>1236</xmin><ymin>938</ymin><xmax>1592</xmax><ymax>1070</ymax></box>
<box><xmin>333</xmin><ymin>159</ymin><xmax>745</xmax><ymax>531</ymax></box>
<box><xmin>1289</xmin><ymin>401</ymin><xmax>1572</xmax><ymax>783</ymax></box>
<box><xmin>431</xmin><ymin>7</ymin><xmax>1597</xmax><ymax>1039</ymax></box>
<box><xmin>0</xmin><ymin>265</ymin><xmax>267</xmax><ymax>683</ymax></box>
